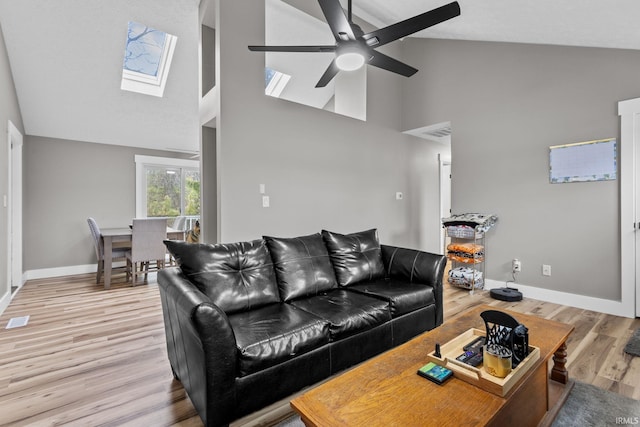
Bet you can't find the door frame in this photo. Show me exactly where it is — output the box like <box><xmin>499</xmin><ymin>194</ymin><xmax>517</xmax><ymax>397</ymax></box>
<box><xmin>7</xmin><ymin>120</ymin><xmax>23</xmax><ymax>296</ymax></box>
<box><xmin>439</xmin><ymin>154</ymin><xmax>451</xmax><ymax>255</ymax></box>
<box><xmin>618</xmin><ymin>97</ymin><xmax>639</xmax><ymax>317</ymax></box>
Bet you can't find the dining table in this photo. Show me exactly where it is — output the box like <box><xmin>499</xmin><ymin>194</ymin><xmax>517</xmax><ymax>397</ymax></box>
<box><xmin>100</xmin><ymin>227</ymin><xmax>185</xmax><ymax>290</ymax></box>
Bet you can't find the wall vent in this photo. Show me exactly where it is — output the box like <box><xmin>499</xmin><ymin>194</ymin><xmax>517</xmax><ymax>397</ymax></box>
<box><xmin>403</xmin><ymin>122</ymin><xmax>451</xmax><ymax>144</ymax></box>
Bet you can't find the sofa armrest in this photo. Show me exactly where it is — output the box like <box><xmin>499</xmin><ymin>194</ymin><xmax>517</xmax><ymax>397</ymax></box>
<box><xmin>380</xmin><ymin>245</ymin><xmax>447</xmax><ymax>326</ymax></box>
<box><xmin>158</xmin><ymin>267</ymin><xmax>237</xmax><ymax>427</ymax></box>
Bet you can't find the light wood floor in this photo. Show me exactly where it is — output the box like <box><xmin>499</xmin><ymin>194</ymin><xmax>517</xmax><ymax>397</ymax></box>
<box><xmin>0</xmin><ymin>274</ymin><xmax>638</xmax><ymax>426</ymax></box>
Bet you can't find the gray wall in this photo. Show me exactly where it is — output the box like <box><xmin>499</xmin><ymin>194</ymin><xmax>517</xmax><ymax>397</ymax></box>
<box><xmin>215</xmin><ymin>0</ymin><xmax>448</xmax><ymax>251</ymax></box>
<box><xmin>402</xmin><ymin>38</ymin><xmax>640</xmax><ymax>301</ymax></box>
<box><xmin>0</xmin><ymin>23</ymin><xmax>24</xmax><ymax>299</ymax></box>
<box><xmin>23</xmin><ymin>136</ymin><xmax>191</xmax><ymax>271</ymax></box>
<box><xmin>201</xmin><ymin>24</ymin><xmax>216</xmax><ymax>96</ymax></box>
<box><xmin>201</xmin><ymin>125</ymin><xmax>217</xmax><ymax>243</ymax></box>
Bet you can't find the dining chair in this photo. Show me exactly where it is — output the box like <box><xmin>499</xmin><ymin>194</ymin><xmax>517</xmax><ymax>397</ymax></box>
<box><xmin>126</xmin><ymin>218</ymin><xmax>168</xmax><ymax>285</ymax></box>
<box><xmin>87</xmin><ymin>217</ymin><xmax>129</xmax><ymax>284</ymax></box>
<box><xmin>167</xmin><ymin>216</ymin><xmax>186</xmax><ymax>266</ymax></box>
<box><xmin>171</xmin><ymin>215</ymin><xmax>187</xmax><ymax>231</ymax></box>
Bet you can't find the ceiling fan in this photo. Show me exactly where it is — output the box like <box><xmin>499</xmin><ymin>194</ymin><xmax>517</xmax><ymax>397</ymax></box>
<box><xmin>248</xmin><ymin>0</ymin><xmax>461</xmax><ymax>88</ymax></box>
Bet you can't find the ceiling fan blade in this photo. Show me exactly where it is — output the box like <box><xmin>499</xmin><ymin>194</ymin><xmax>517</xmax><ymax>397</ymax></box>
<box><xmin>248</xmin><ymin>45</ymin><xmax>336</xmax><ymax>53</ymax></box>
<box><xmin>362</xmin><ymin>1</ymin><xmax>460</xmax><ymax>48</ymax></box>
<box><xmin>318</xmin><ymin>0</ymin><xmax>356</xmax><ymax>41</ymax></box>
<box><xmin>368</xmin><ymin>50</ymin><xmax>418</xmax><ymax>77</ymax></box>
<box><xmin>315</xmin><ymin>59</ymin><xmax>340</xmax><ymax>87</ymax></box>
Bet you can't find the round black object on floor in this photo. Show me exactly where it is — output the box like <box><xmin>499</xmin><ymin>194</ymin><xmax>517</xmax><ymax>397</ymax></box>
<box><xmin>490</xmin><ymin>287</ymin><xmax>523</xmax><ymax>302</ymax></box>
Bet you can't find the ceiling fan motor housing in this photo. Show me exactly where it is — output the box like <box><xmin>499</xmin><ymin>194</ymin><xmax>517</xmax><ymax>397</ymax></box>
<box><xmin>248</xmin><ymin>0</ymin><xmax>461</xmax><ymax>87</ymax></box>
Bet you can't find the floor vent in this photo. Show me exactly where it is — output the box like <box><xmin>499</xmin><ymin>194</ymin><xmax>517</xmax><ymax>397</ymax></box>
<box><xmin>6</xmin><ymin>315</ymin><xmax>29</xmax><ymax>329</ymax></box>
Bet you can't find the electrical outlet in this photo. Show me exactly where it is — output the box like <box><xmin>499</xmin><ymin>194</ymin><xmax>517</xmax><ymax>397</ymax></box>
<box><xmin>542</xmin><ymin>264</ymin><xmax>551</xmax><ymax>276</ymax></box>
<box><xmin>262</xmin><ymin>195</ymin><xmax>270</xmax><ymax>208</ymax></box>
<box><xmin>512</xmin><ymin>259</ymin><xmax>522</xmax><ymax>273</ymax></box>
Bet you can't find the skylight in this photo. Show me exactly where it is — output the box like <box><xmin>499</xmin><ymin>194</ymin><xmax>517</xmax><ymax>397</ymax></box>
<box><xmin>121</xmin><ymin>21</ymin><xmax>177</xmax><ymax>97</ymax></box>
<box><xmin>265</xmin><ymin>67</ymin><xmax>291</xmax><ymax>98</ymax></box>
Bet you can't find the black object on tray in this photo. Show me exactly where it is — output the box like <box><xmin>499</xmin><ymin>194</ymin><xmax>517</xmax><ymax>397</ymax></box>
<box><xmin>456</xmin><ymin>350</ymin><xmax>483</xmax><ymax>367</ymax></box>
<box><xmin>463</xmin><ymin>336</ymin><xmax>485</xmax><ymax>353</ymax></box>
<box><xmin>480</xmin><ymin>310</ymin><xmax>529</xmax><ymax>368</ymax></box>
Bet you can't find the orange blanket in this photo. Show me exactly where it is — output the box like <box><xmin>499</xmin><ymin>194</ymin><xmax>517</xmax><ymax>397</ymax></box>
<box><xmin>448</xmin><ymin>254</ymin><xmax>484</xmax><ymax>264</ymax></box>
<box><xmin>447</xmin><ymin>243</ymin><xmax>484</xmax><ymax>255</ymax></box>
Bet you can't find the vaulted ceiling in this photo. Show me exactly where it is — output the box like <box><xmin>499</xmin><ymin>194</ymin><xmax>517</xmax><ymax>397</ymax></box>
<box><xmin>0</xmin><ymin>0</ymin><xmax>200</xmax><ymax>153</ymax></box>
<box><xmin>359</xmin><ymin>0</ymin><xmax>640</xmax><ymax>50</ymax></box>
<box><xmin>1</xmin><ymin>0</ymin><xmax>639</xmax><ymax>153</ymax></box>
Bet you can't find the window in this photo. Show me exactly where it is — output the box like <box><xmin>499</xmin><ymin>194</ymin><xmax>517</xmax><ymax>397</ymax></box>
<box><xmin>265</xmin><ymin>67</ymin><xmax>291</xmax><ymax>98</ymax></box>
<box><xmin>135</xmin><ymin>156</ymin><xmax>200</xmax><ymax>224</ymax></box>
<box><xmin>121</xmin><ymin>21</ymin><xmax>178</xmax><ymax>97</ymax></box>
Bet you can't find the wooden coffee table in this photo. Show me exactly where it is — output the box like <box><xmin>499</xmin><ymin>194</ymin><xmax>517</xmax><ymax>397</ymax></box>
<box><xmin>291</xmin><ymin>305</ymin><xmax>574</xmax><ymax>427</ymax></box>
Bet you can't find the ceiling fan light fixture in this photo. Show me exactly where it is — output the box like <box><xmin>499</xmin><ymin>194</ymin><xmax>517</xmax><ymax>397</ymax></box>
<box><xmin>336</xmin><ymin>51</ymin><xmax>365</xmax><ymax>71</ymax></box>
<box><xmin>248</xmin><ymin>0</ymin><xmax>461</xmax><ymax>87</ymax></box>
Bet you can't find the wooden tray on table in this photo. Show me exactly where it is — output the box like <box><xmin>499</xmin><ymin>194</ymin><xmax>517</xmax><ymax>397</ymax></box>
<box><xmin>426</xmin><ymin>328</ymin><xmax>540</xmax><ymax>397</ymax></box>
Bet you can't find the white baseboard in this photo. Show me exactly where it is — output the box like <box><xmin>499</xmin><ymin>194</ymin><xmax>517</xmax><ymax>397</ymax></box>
<box><xmin>23</xmin><ymin>261</ymin><xmax>146</xmax><ymax>282</ymax></box>
<box><xmin>0</xmin><ymin>291</ymin><xmax>10</xmax><ymax>317</ymax></box>
<box><xmin>23</xmin><ymin>256</ymin><xmax>170</xmax><ymax>283</ymax></box>
<box><xmin>22</xmin><ymin>258</ymin><xmax>169</xmax><ymax>282</ymax></box>
<box><xmin>24</xmin><ymin>264</ymin><xmax>103</xmax><ymax>281</ymax></box>
<box><xmin>485</xmin><ymin>279</ymin><xmax>635</xmax><ymax>319</ymax></box>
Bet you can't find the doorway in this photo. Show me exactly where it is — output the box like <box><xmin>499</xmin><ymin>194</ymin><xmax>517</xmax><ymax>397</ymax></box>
<box><xmin>439</xmin><ymin>155</ymin><xmax>452</xmax><ymax>255</ymax></box>
<box><xmin>7</xmin><ymin>120</ymin><xmax>23</xmax><ymax>298</ymax></box>
<box><xmin>618</xmin><ymin>97</ymin><xmax>640</xmax><ymax>318</ymax></box>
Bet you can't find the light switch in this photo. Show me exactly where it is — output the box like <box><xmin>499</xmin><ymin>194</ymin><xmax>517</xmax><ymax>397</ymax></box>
<box><xmin>396</xmin><ymin>192</ymin><xmax>403</xmax><ymax>200</ymax></box>
<box><xmin>259</xmin><ymin>184</ymin><xmax>266</xmax><ymax>194</ymax></box>
<box><xmin>262</xmin><ymin>195</ymin><xmax>270</xmax><ymax>208</ymax></box>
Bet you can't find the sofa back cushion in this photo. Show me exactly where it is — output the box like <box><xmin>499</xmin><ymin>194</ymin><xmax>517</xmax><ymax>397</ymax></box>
<box><xmin>264</xmin><ymin>233</ymin><xmax>338</xmax><ymax>301</ymax></box>
<box><xmin>164</xmin><ymin>239</ymin><xmax>279</xmax><ymax>314</ymax></box>
<box><xmin>321</xmin><ymin>228</ymin><xmax>386</xmax><ymax>286</ymax></box>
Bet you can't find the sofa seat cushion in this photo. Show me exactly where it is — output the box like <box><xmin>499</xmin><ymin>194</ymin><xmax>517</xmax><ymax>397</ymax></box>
<box><xmin>348</xmin><ymin>279</ymin><xmax>435</xmax><ymax>317</ymax></box>
<box><xmin>229</xmin><ymin>303</ymin><xmax>330</xmax><ymax>377</ymax></box>
<box><xmin>290</xmin><ymin>289</ymin><xmax>391</xmax><ymax>341</ymax></box>
<box><xmin>164</xmin><ymin>239</ymin><xmax>279</xmax><ymax>314</ymax></box>
<box><xmin>264</xmin><ymin>233</ymin><xmax>338</xmax><ymax>302</ymax></box>
<box><xmin>321</xmin><ymin>229</ymin><xmax>385</xmax><ymax>286</ymax></box>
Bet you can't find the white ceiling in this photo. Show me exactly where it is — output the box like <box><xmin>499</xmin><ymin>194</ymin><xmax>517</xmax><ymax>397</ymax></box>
<box><xmin>1</xmin><ymin>0</ymin><xmax>639</xmax><ymax>153</ymax></box>
<box><xmin>358</xmin><ymin>0</ymin><xmax>640</xmax><ymax>50</ymax></box>
<box><xmin>0</xmin><ymin>0</ymin><xmax>200</xmax><ymax>153</ymax></box>
<box><xmin>267</xmin><ymin>0</ymin><xmax>336</xmax><ymax>111</ymax></box>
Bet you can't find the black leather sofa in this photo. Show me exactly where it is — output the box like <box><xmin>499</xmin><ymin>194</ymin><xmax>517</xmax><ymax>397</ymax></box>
<box><xmin>158</xmin><ymin>228</ymin><xmax>446</xmax><ymax>427</ymax></box>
